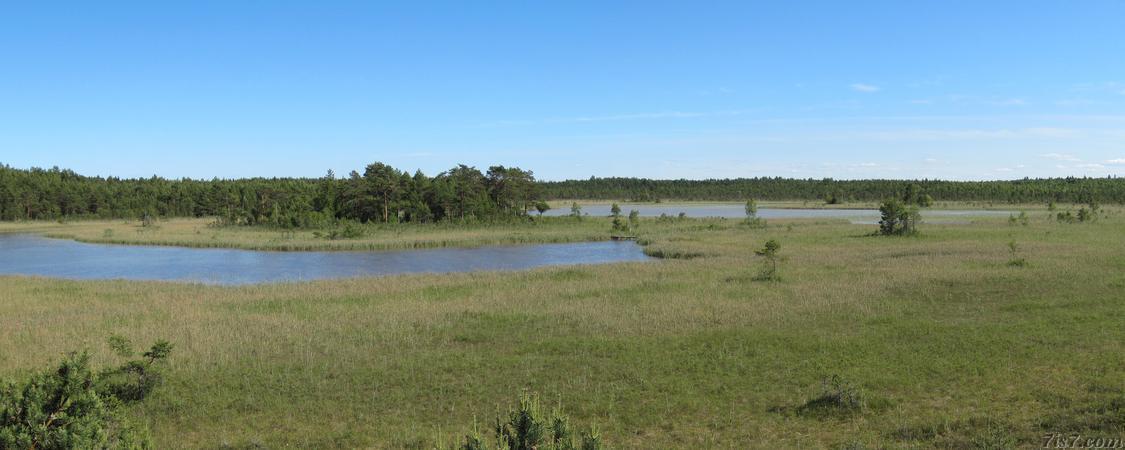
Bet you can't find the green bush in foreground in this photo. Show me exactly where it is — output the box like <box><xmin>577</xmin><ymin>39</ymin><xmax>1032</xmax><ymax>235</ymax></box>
<box><xmin>0</xmin><ymin>339</ymin><xmax>173</xmax><ymax>449</ymax></box>
<box><xmin>449</xmin><ymin>393</ymin><xmax>603</xmax><ymax>450</ymax></box>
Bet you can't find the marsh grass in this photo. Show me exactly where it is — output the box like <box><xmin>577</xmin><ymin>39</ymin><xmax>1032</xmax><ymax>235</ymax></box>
<box><xmin>2</xmin><ymin>209</ymin><xmax>1124</xmax><ymax>447</ymax></box>
<box><xmin>1</xmin><ymin>217</ymin><xmax>624</xmax><ymax>251</ymax></box>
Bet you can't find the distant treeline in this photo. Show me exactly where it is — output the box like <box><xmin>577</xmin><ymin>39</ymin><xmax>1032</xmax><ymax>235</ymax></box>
<box><xmin>540</xmin><ymin>176</ymin><xmax>1125</xmax><ymax>204</ymax></box>
<box><xmin>0</xmin><ymin>163</ymin><xmax>541</xmax><ymax>226</ymax></box>
<box><xmin>2</xmin><ymin>164</ymin><xmax>1123</xmax><ymax>224</ymax></box>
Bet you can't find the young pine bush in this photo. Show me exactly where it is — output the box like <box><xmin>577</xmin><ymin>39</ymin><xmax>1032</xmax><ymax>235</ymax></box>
<box><xmin>1077</xmin><ymin>207</ymin><xmax>1093</xmax><ymax>223</ymax></box>
<box><xmin>609</xmin><ymin>204</ymin><xmax>633</xmax><ymax>235</ymax></box>
<box><xmin>1058</xmin><ymin>203</ymin><xmax>1099</xmax><ymax>224</ymax></box>
<box><xmin>1006</xmin><ymin>240</ymin><xmax>1027</xmax><ymax>267</ymax></box>
<box><xmin>97</xmin><ymin>336</ymin><xmax>175</xmax><ymax>403</ymax></box>
<box><xmin>744</xmin><ymin>199</ymin><xmax>766</xmax><ymax>228</ymax></box>
<box><xmin>1008</xmin><ymin>211</ymin><xmax>1029</xmax><ymax>226</ymax></box>
<box><xmin>877</xmin><ymin>199</ymin><xmax>920</xmax><ymax>236</ymax></box>
<box><xmin>450</xmin><ymin>393</ymin><xmax>603</xmax><ymax>450</ymax></box>
<box><xmin>610</xmin><ymin>216</ymin><xmax>625</xmax><ymax>233</ymax></box>
<box><xmin>0</xmin><ymin>338</ymin><xmax>172</xmax><ymax>449</ymax></box>
<box><xmin>753</xmin><ymin>239</ymin><xmax>782</xmax><ymax>281</ymax></box>
<box><xmin>0</xmin><ymin>352</ymin><xmax>118</xmax><ymax>449</ymax></box>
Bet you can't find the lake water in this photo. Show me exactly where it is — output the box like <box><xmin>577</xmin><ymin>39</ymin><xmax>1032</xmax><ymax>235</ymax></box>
<box><xmin>0</xmin><ymin>234</ymin><xmax>650</xmax><ymax>285</ymax></box>
<box><xmin>544</xmin><ymin>204</ymin><xmax>1013</xmax><ymax>223</ymax></box>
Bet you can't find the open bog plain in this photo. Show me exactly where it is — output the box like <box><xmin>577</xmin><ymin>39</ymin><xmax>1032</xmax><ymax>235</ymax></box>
<box><xmin>3</xmin><ymin>206</ymin><xmax>1122</xmax><ymax>448</ymax></box>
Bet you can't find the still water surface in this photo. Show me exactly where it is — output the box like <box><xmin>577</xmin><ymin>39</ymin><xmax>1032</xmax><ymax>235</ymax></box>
<box><xmin>0</xmin><ymin>234</ymin><xmax>649</xmax><ymax>285</ymax></box>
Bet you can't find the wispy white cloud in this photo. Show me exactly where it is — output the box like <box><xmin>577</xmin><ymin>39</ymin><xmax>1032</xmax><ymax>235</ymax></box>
<box><xmin>1041</xmin><ymin>153</ymin><xmax>1082</xmax><ymax>162</ymax></box>
<box><xmin>850</xmin><ymin>83</ymin><xmax>880</xmax><ymax>93</ymax></box>
<box><xmin>1075</xmin><ymin>163</ymin><xmax>1106</xmax><ymax>170</ymax></box>
<box><xmin>1023</xmin><ymin>127</ymin><xmax>1080</xmax><ymax>138</ymax></box>
<box><xmin>840</xmin><ymin>128</ymin><xmax>1079</xmax><ymax>142</ymax></box>
<box><xmin>1106</xmin><ymin>158</ymin><xmax>1125</xmax><ymax>165</ymax></box>
<box><xmin>734</xmin><ymin>114</ymin><xmax>1125</xmax><ymax>126</ymax></box>
<box><xmin>1071</xmin><ymin>81</ymin><xmax>1125</xmax><ymax>95</ymax></box>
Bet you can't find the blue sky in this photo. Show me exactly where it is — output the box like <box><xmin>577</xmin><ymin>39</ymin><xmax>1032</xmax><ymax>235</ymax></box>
<box><xmin>2</xmin><ymin>1</ymin><xmax>1123</xmax><ymax>181</ymax></box>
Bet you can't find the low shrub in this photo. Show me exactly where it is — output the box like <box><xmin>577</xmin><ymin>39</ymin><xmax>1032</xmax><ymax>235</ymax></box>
<box><xmin>753</xmin><ymin>239</ymin><xmax>782</xmax><ymax>281</ymax></box>
<box><xmin>313</xmin><ymin>221</ymin><xmax>367</xmax><ymax>240</ymax></box>
<box><xmin>744</xmin><ymin>199</ymin><xmax>766</xmax><ymax>228</ymax></box>
<box><xmin>447</xmin><ymin>392</ymin><xmax>603</xmax><ymax>450</ymax></box>
<box><xmin>877</xmin><ymin>199</ymin><xmax>919</xmax><ymax>236</ymax></box>
<box><xmin>1006</xmin><ymin>240</ymin><xmax>1027</xmax><ymax>267</ymax></box>
<box><xmin>1008</xmin><ymin>211</ymin><xmax>1029</xmax><ymax>226</ymax></box>
<box><xmin>797</xmin><ymin>375</ymin><xmax>865</xmax><ymax>418</ymax></box>
<box><xmin>0</xmin><ymin>338</ymin><xmax>173</xmax><ymax>449</ymax></box>
<box><xmin>97</xmin><ymin>336</ymin><xmax>174</xmax><ymax>403</ymax></box>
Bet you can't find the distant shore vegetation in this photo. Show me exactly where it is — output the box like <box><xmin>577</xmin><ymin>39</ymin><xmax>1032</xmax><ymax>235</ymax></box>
<box><xmin>2</xmin><ymin>163</ymin><xmax>1124</xmax><ymax>225</ymax></box>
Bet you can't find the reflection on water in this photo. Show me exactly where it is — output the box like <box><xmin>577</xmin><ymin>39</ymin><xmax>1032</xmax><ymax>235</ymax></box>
<box><xmin>0</xmin><ymin>234</ymin><xmax>650</xmax><ymax>285</ymax></box>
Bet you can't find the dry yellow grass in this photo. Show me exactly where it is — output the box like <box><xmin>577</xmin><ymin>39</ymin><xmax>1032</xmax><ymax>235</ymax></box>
<box><xmin>0</xmin><ymin>217</ymin><xmax>616</xmax><ymax>251</ymax></box>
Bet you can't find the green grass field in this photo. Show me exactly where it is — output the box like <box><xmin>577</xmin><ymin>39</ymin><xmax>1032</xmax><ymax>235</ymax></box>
<box><xmin>2</xmin><ymin>209</ymin><xmax>1123</xmax><ymax>448</ymax></box>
